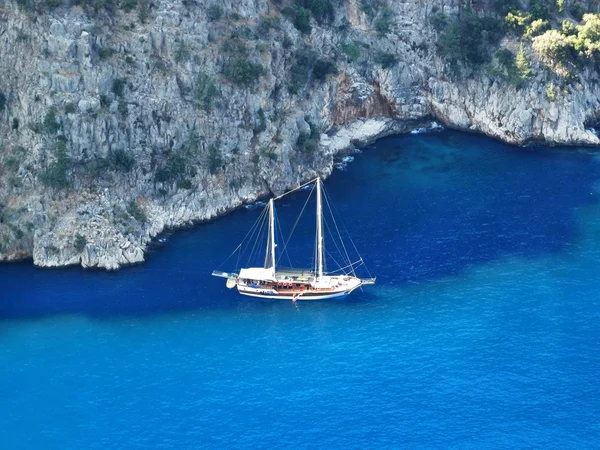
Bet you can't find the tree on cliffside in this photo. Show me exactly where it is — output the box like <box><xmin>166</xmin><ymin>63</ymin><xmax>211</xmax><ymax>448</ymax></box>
<box><xmin>515</xmin><ymin>44</ymin><xmax>531</xmax><ymax>80</ymax></box>
<box><xmin>532</xmin><ymin>29</ymin><xmax>572</xmax><ymax>66</ymax></box>
<box><xmin>224</xmin><ymin>58</ymin><xmax>265</xmax><ymax>86</ymax></box>
<box><xmin>39</xmin><ymin>139</ymin><xmax>70</xmax><ymax>189</ymax></box>
<box><xmin>573</xmin><ymin>13</ymin><xmax>600</xmax><ymax>57</ymax></box>
<box><xmin>437</xmin><ymin>12</ymin><xmax>505</xmax><ymax>65</ymax></box>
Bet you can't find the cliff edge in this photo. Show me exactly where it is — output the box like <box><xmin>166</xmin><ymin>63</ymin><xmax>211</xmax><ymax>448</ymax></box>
<box><xmin>0</xmin><ymin>0</ymin><xmax>599</xmax><ymax>268</ymax></box>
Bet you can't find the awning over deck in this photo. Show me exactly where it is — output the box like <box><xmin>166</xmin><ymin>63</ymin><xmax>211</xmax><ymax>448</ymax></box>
<box><xmin>239</xmin><ymin>267</ymin><xmax>276</xmax><ymax>281</ymax></box>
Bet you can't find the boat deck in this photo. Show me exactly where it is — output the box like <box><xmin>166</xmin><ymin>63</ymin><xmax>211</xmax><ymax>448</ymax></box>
<box><xmin>273</xmin><ymin>268</ymin><xmax>314</xmax><ymax>282</ymax></box>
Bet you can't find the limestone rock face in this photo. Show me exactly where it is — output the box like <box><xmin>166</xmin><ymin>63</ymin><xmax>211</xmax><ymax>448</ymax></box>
<box><xmin>0</xmin><ymin>0</ymin><xmax>598</xmax><ymax>268</ymax></box>
<box><xmin>428</xmin><ymin>71</ymin><xmax>600</xmax><ymax>146</ymax></box>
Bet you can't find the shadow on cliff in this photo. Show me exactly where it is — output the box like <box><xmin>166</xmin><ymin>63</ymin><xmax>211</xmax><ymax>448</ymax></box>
<box><xmin>1</xmin><ymin>130</ymin><xmax>600</xmax><ymax>320</ymax></box>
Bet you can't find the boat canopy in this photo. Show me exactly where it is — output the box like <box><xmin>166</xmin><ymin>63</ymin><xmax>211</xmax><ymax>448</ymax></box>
<box><xmin>239</xmin><ymin>267</ymin><xmax>275</xmax><ymax>281</ymax></box>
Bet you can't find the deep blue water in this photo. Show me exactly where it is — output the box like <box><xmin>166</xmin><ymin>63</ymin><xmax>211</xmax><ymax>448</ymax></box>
<box><xmin>2</xmin><ymin>130</ymin><xmax>600</xmax><ymax>448</ymax></box>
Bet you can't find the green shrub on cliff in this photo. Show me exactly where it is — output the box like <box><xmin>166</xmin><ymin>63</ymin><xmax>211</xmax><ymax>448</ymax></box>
<box><xmin>340</xmin><ymin>42</ymin><xmax>361</xmax><ymax>62</ymax></box>
<box><xmin>430</xmin><ymin>12</ymin><xmax>449</xmax><ymax>31</ymax></box>
<box><xmin>196</xmin><ymin>71</ymin><xmax>219</xmax><ymax>110</ymax></box>
<box><xmin>287</xmin><ymin>51</ymin><xmax>337</xmax><ymax>88</ymax></box>
<box><xmin>8</xmin><ymin>224</ymin><xmax>24</xmax><ymax>240</ymax></box>
<box><xmin>546</xmin><ymin>82</ymin><xmax>557</xmax><ymax>101</ymax></box>
<box><xmin>224</xmin><ymin>58</ymin><xmax>265</xmax><ymax>86</ymax></box>
<box><xmin>121</xmin><ymin>0</ymin><xmax>136</xmax><ymax>12</ymax></box>
<box><xmin>297</xmin><ymin>121</ymin><xmax>320</xmax><ymax>156</ymax></box>
<box><xmin>43</xmin><ymin>107</ymin><xmax>61</xmax><ymax>134</ymax></box>
<box><xmin>4</xmin><ymin>156</ymin><xmax>20</xmax><ymax>172</ymax></box>
<box><xmin>221</xmin><ymin>36</ymin><xmax>249</xmax><ymax>58</ymax></box>
<box><xmin>532</xmin><ymin>29</ymin><xmax>573</xmax><ymax>65</ymax></box>
<box><xmin>529</xmin><ymin>0</ymin><xmax>549</xmax><ymax>20</ymax></box>
<box><xmin>39</xmin><ymin>139</ymin><xmax>70</xmax><ymax>189</ymax></box>
<box><xmin>155</xmin><ymin>155</ymin><xmax>186</xmax><ymax>183</ymax></box>
<box><xmin>64</xmin><ymin>103</ymin><xmax>76</xmax><ymax>114</ymax></box>
<box><xmin>296</xmin><ymin>0</ymin><xmax>334</xmax><ymax>25</ymax></box>
<box><xmin>435</xmin><ymin>0</ymin><xmax>600</xmax><ymax>75</ymax></box>
<box><xmin>293</xmin><ymin>8</ymin><xmax>312</xmax><ymax>34</ymax></box>
<box><xmin>110</xmin><ymin>149</ymin><xmax>135</xmax><ymax>173</ymax></box>
<box><xmin>562</xmin><ymin>20</ymin><xmax>578</xmax><ymax>36</ymax></box>
<box><xmin>288</xmin><ymin>49</ymin><xmax>317</xmax><ymax>93</ymax></box>
<box><xmin>313</xmin><ymin>59</ymin><xmax>338</xmax><ymax>81</ymax></box>
<box><xmin>207</xmin><ymin>144</ymin><xmax>223</xmax><ymax>174</ymax></box>
<box><xmin>495</xmin><ymin>48</ymin><xmax>515</xmax><ymax>68</ymax></box>
<box><xmin>570</xmin><ymin>3</ymin><xmax>586</xmax><ymax>21</ymax></box>
<box><xmin>572</xmin><ymin>14</ymin><xmax>600</xmax><ymax>56</ymax></box>
<box><xmin>282</xmin><ymin>6</ymin><xmax>312</xmax><ymax>34</ymax></box>
<box><xmin>375</xmin><ymin>51</ymin><xmax>399</xmax><ymax>69</ymax></box>
<box><xmin>137</xmin><ymin>0</ymin><xmax>149</xmax><ymax>23</ymax></box>
<box><xmin>207</xmin><ymin>4</ymin><xmax>224</xmax><ymax>22</ymax></box>
<box><xmin>259</xmin><ymin>147</ymin><xmax>278</xmax><ymax>161</ymax></box>
<box><xmin>374</xmin><ymin>7</ymin><xmax>394</xmax><ymax>36</ymax></box>
<box><xmin>505</xmin><ymin>11</ymin><xmax>533</xmax><ymax>33</ymax></box>
<box><xmin>15</xmin><ymin>0</ymin><xmax>30</xmax><ymax>10</ymax></box>
<box><xmin>359</xmin><ymin>0</ymin><xmax>375</xmax><ymax>19</ymax></box>
<box><xmin>174</xmin><ymin>39</ymin><xmax>190</xmax><ymax>63</ymax></box>
<box><xmin>177</xmin><ymin>179</ymin><xmax>193</xmax><ymax>189</ymax></box>
<box><xmin>45</xmin><ymin>245</ymin><xmax>59</xmax><ymax>256</ymax></box>
<box><xmin>494</xmin><ymin>0</ymin><xmax>521</xmax><ymax>15</ymax></box>
<box><xmin>488</xmin><ymin>44</ymin><xmax>532</xmax><ymax>86</ymax></box>
<box><xmin>524</xmin><ymin>19</ymin><xmax>550</xmax><ymax>39</ymax></box>
<box><xmin>257</xmin><ymin>16</ymin><xmax>282</xmax><ymax>35</ymax></box>
<box><xmin>253</xmin><ymin>108</ymin><xmax>267</xmax><ymax>135</ymax></box>
<box><xmin>74</xmin><ymin>234</ymin><xmax>87</xmax><ymax>252</ymax></box>
<box><xmin>437</xmin><ymin>12</ymin><xmax>505</xmax><ymax>65</ymax></box>
<box><xmin>515</xmin><ymin>44</ymin><xmax>532</xmax><ymax>80</ymax></box>
<box><xmin>128</xmin><ymin>199</ymin><xmax>147</xmax><ymax>224</ymax></box>
<box><xmin>112</xmin><ymin>78</ymin><xmax>126</xmax><ymax>97</ymax></box>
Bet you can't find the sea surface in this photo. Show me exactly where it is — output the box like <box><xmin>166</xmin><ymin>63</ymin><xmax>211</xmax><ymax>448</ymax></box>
<box><xmin>2</xmin><ymin>131</ymin><xmax>600</xmax><ymax>448</ymax></box>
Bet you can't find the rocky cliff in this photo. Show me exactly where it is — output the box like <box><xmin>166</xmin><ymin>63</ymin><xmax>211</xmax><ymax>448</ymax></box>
<box><xmin>0</xmin><ymin>0</ymin><xmax>598</xmax><ymax>269</ymax></box>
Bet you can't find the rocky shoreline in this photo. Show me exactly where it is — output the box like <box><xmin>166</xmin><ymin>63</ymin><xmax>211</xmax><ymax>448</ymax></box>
<box><xmin>3</xmin><ymin>112</ymin><xmax>600</xmax><ymax>270</ymax></box>
<box><xmin>28</xmin><ymin>117</ymin><xmax>436</xmax><ymax>269</ymax></box>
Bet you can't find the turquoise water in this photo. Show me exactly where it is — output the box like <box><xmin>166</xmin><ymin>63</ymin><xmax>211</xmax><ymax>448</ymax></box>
<box><xmin>2</xmin><ymin>131</ymin><xmax>600</xmax><ymax>448</ymax></box>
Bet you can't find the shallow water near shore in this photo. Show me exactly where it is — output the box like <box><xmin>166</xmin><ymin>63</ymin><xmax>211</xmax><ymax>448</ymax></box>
<box><xmin>2</xmin><ymin>130</ymin><xmax>600</xmax><ymax>448</ymax></box>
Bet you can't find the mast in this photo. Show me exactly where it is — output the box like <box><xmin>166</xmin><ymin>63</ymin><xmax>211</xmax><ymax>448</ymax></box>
<box><xmin>316</xmin><ymin>177</ymin><xmax>324</xmax><ymax>280</ymax></box>
<box><xmin>268</xmin><ymin>199</ymin><xmax>276</xmax><ymax>275</ymax></box>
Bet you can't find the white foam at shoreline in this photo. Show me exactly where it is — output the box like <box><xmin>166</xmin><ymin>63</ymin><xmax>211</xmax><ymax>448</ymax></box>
<box><xmin>410</xmin><ymin>121</ymin><xmax>444</xmax><ymax>135</ymax></box>
<box><xmin>243</xmin><ymin>200</ymin><xmax>267</xmax><ymax>210</ymax></box>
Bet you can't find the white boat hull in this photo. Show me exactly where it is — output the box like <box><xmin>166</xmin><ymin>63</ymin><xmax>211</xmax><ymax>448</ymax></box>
<box><xmin>236</xmin><ymin>279</ymin><xmax>363</xmax><ymax>301</ymax></box>
<box><xmin>237</xmin><ymin>289</ymin><xmax>355</xmax><ymax>301</ymax></box>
